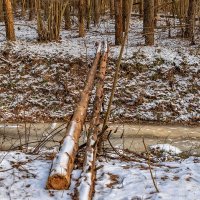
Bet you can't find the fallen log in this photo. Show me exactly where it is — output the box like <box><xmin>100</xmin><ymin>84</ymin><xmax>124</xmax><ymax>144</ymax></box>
<box><xmin>46</xmin><ymin>42</ymin><xmax>102</xmax><ymax>190</ymax></box>
<box><xmin>78</xmin><ymin>42</ymin><xmax>108</xmax><ymax>200</ymax></box>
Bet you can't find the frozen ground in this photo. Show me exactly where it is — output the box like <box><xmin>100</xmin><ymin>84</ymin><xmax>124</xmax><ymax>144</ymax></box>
<box><xmin>0</xmin><ymin>149</ymin><xmax>200</xmax><ymax>200</ymax></box>
<box><xmin>0</xmin><ymin>17</ymin><xmax>199</xmax><ymax>123</ymax></box>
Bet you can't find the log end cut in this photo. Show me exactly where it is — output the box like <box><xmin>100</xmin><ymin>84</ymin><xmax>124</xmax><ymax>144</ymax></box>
<box><xmin>46</xmin><ymin>175</ymin><xmax>70</xmax><ymax>190</ymax></box>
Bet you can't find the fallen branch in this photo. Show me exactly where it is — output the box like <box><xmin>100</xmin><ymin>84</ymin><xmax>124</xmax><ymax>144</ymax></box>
<box><xmin>46</xmin><ymin>42</ymin><xmax>102</xmax><ymax>190</ymax></box>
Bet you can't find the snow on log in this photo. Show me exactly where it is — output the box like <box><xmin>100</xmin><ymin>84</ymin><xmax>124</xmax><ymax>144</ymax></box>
<box><xmin>78</xmin><ymin>42</ymin><xmax>109</xmax><ymax>200</ymax></box>
<box><xmin>46</xmin><ymin>42</ymin><xmax>102</xmax><ymax>190</ymax></box>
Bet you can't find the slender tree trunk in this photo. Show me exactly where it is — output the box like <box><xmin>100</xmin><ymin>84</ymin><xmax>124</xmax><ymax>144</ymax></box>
<box><xmin>123</xmin><ymin>0</ymin><xmax>129</xmax><ymax>32</ymax></box>
<box><xmin>94</xmin><ymin>0</ymin><xmax>100</xmax><ymax>26</ymax></box>
<box><xmin>0</xmin><ymin>0</ymin><xmax>4</xmax><ymax>22</ymax></box>
<box><xmin>115</xmin><ymin>0</ymin><xmax>123</xmax><ymax>45</ymax></box>
<box><xmin>21</xmin><ymin>0</ymin><xmax>26</xmax><ymax>17</ymax></box>
<box><xmin>12</xmin><ymin>0</ymin><xmax>16</xmax><ymax>12</ymax></box>
<box><xmin>185</xmin><ymin>0</ymin><xmax>196</xmax><ymax>42</ymax></box>
<box><xmin>29</xmin><ymin>0</ymin><xmax>35</xmax><ymax>21</ymax></box>
<box><xmin>3</xmin><ymin>0</ymin><xmax>16</xmax><ymax>41</ymax></box>
<box><xmin>139</xmin><ymin>0</ymin><xmax>143</xmax><ymax>18</ymax></box>
<box><xmin>64</xmin><ymin>0</ymin><xmax>71</xmax><ymax>30</ymax></box>
<box><xmin>143</xmin><ymin>0</ymin><xmax>154</xmax><ymax>45</ymax></box>
<box><xmin>86</xmin><ymin>0</ymin><xmax>91</xmax><ymax>29</ymax></box>
<box><xmin>101</xmin><ymin>0</ymin><xmax>106</xmax><ymax>16</ymax></box>
<box><xmin>110</xmin><ymin>0</ymin><xmax>114</xmax><ymax>18</ymax></box>
<box><xmin>154</xmin><ymin>0</ymin><xmax>158</xmax><ymax>26</ymax></box>
<box><xmin>79</xmin><ymin>0</ymin><xmax>85</xmax><ymax>37</ymax></box>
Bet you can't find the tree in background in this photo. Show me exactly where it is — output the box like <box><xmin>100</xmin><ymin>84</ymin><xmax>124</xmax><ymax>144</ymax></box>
<box><xmin>3</xmin><ymin>0</ymin><xmax>16</xmax><ymax>41</ymax></box>
<box><xmin>28</xmin><ymin>0</ymin><xmax>35</xmax><ymax>21</ymax></box>
<box><xmin>123</xmin><ymin>0</ymin><xmax>130</xmax><ymax>32</ymax></box>
<box><xmin>94</xmin><ymin>0</ymin><xmax>100</xmax><ymax>26</ymax></box>
<box><xmin>154</xmin><ymin>0</ymin><xmax>158</xmax><ymax>27</ymax></box>
<box><xmin>64</xmin><ymin>0</ymin><xmax>71</xmax><ymax>30</ymax></box>
<box><xmin>185</xmin><ymin>0</ymin><xmax>196</xmax><ymax>44</ymax></box>
<box><xmin>143</xmin><ymin>0</ymin><xmax>154</xmax><ymax>46</ymax></box>
<box><xmin>115</xmin><ymin>0</ymin><xmax>123</xmax><ymax>45</ymax></box>
<box><xmin>0</xmin><ymin>0</ymin><xmax>4</xmax><ymax>22</ymax></box>
<box><xmin>79</xmin><ymin>0</ymin><xmax>85</xmax><ymax>37</ymax></box>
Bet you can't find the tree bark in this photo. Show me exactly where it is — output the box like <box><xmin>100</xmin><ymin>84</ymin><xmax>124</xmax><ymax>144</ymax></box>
<box><xmin>115</xmin><ymin>0</ymin><xmax>123</xmax><ymax>45</ymax></box>
<box><xmin>29</xmin><ymin>0</ymin><xmax>35</xmax><ymax>21</ymax></box>
<box><xmin>143</xmin><ymin>0</ymin><xmax>154</xmax><ymax>45</ymax></box>
<box><xmin>79</xmin><ymin>0</ymin><xmax>85</xmax><ymax>37</ymax></box>
<box><xmin>94</xmin><ymin>0</ymin><xmax>100</xmax><ymax>26</ymax></box>
<box><xmin>110</xmin><ymin>0</ymin><xmax>114</xmax><ymax>18</ymax></box>
<box><xmin>154</xmin><ymin>0</ymin><xmax>158</xmax><ymax>27</ymax></box>
<box><xmin>123</xmin><ymin>0</ymin><xmax>129</xmax><ymax>32</ymax></box>
<box><xmin>64</xmin><ymin>0</ymin><xmax>71</xmax><ymax>30</ymax></box>
<box><xmin>139</xmin><ymin>0</ymin><xmax>143</xmax><ymax>18</ymax></box>
<box><xmin>78</xmin><ymin>42</ymin><xmax>108</xmax><ymax>200</ymax></box>
<box><xmin>185</xmin><ymin>0</ymin><xmax>196</xmax><ymax>42</ymax></box>
<box><xmin>0</xmin><ymin>0</ymin><xmax>4</xmax><ymax>22</ymax></box>
<box><xmin>86</xmin><ymin>0</ymin><xmax>91</xmax><ymax>29</ymax></box>
<box><xmin>46</xmin><ymin>43</ymin><xmax>102</xmax><ymax>190</ymax></box>
<box><xmin>3</xmin><ymin>0</ymin><xmax>16</xmax><ymax>41</ymax></box>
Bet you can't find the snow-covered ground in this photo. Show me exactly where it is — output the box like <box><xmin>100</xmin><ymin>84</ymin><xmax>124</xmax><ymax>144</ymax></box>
<box><xmin>0</xmin><ymin>17</ymin><xmax>199</xmax><ymax>123</ymax></box>
<box><xmin>0</xmin><ymin>148</ymin><xmax>200</xmax><ymax>200</ymax></box>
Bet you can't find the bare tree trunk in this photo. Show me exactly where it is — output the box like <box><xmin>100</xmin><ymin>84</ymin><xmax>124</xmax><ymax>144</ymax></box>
<box><xmin>12</xmin><ymin>0</ymin><xmax>16</xmax><ymax>12</ymax></box>
<box><xmin>110</xmin><ymin>0</ymin><xmax>114</xmax><ymax>18</ymax></box>
<box><xmin>139</xmin><ymin>0</ymin><xmax>143</xmax><ymax>18</ymax></box>
<box><xmin>94</xmin><ymin>0</ymin><xmax>100</xmax><ymax>26</ymax></box>
<box><xmin>154</xmin><ymin>0</ymin><xmax>158</xmax><ymax>26</ymax></box>
<box><xmin>101</xmin><ymin>0</ymin><xmax>106</xmax><ymax>16</ymax></box>
<box><xmin>21</xmin><ymin>0</ymin><xmax>26</xmax><ymax>17</ymax></box>
<box><xmin>143</xmin><ymin>0</ymin><xmax>154</xmax><ymax>45</ymax></box>
<box><xmin>79</xmin><ymin>0</ymin><xmax>85</xmax><ymax>37</ymax></box>
<box><xmin>185</xmin><ymin>0</ymin><xmax>196</xmax><ymax>43</ymax></box>
<box><xmin>123</xmin><ymin>0</ymin><xmax>129</xmax><ymax>31</ymax></box>
<box><xmin>46</xmin><ymin>43</ymin><xmax>102</xmax><ymax>190</ymax></box>
<box><xmin>115</xmin><ymin>0</ymin><xmax>123</xmax><ymax>45</ymax></box>
<box><xmin>29</xmin><ymin>0</ymin><xmax>35</xmax><ymax>21</ymax></box>
<box><xmin>64</xmin><ymin>0</ymin><xmax>71</xmax><ymax>30</ymax></box>
<box><xmin>78</xmin><ymin>42</ymin><xmax>108</xmax><ymax>200</ymax></box>
<box><xmin>86</xmin><ymin>0</ymin><xmax>91</xmax><ymax>29</ymax></box>
<box><xmin>0</xmin><ymin>0</ymin><xmax>4</xmax><ymax>22</ymax></box>
<box><xmin>3</xmin><ymin>0</ymin><xmax>16</xmax><ymax>41</ymax></box>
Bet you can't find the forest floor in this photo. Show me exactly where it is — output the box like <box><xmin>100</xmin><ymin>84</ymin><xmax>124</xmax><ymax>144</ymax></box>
<box><xmin>0</xmin><ymin>16</ymin><xmax>199</xmax><ymax>124</ymax></box>
<box><xmin>0</xmin><ymin>148</ymin><xmax>200</xmax><ymax>200</ymax></box>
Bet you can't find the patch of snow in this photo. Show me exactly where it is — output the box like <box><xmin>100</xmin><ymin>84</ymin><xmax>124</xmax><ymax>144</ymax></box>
<box><xmin>150</xmin><ymin>144</ymin><xmax>182</xmax><ymax>155</ymax></box>
<box><xmin>0</xmin><ymin>150</ymin><xmax>200</xmax><ymax>200</ymax></box>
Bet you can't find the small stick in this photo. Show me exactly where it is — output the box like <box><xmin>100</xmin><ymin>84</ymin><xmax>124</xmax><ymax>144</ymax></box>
<box><xmin>142</xmin><ymin>138</ymin><xmax>159</xmax><ymax>193</ymax></box>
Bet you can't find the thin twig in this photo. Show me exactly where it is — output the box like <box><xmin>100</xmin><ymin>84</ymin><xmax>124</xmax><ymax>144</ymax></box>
<box><xmin>142</xmin><ymin>138</ymin><xmax>159</xmax><ymax>193</ymax></box>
